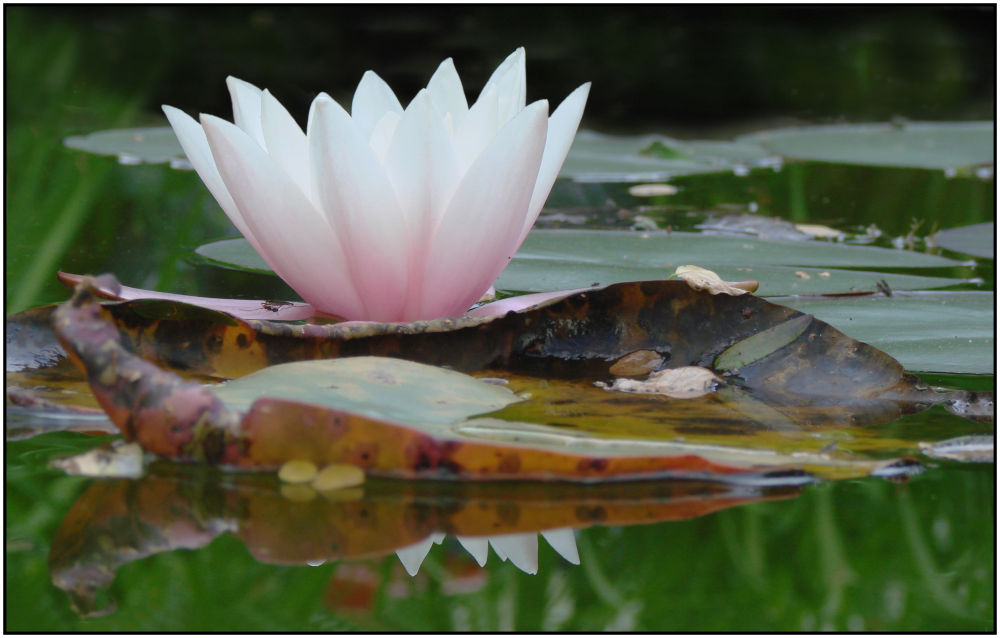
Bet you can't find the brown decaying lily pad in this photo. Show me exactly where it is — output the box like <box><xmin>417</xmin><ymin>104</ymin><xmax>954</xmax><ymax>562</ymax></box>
<box><xmin>43</xmin><ymin>274</ymin><xmax>988</xmax><ymax>483</ymax></box>
<box><xmin>51</xmin><ymin>274</ymin><xmax>927</xmax><ymax>402</ymax></box>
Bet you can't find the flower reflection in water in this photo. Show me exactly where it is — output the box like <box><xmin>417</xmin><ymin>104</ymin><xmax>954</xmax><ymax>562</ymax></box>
<box><xmin>395</xmin><ymin>529</ymin><xmax>580</xmax><ymax>576</ymax></box>
<box><xmin>46</xmin><ymin>467</ymin><xmax>798</xmax><ymax>617</ymax></box>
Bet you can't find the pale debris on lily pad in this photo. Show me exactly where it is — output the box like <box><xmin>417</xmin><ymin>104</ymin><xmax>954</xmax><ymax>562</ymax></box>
<box><xmin>673</xmin><ymin>265</ymin><xmax>758</xmax><ymax>296</ymax></box>
<box><xmin>598</xmin><ymin>366</ymin><xmax>721</xmax><ymax>399</ymax></box>
<box><xmin>794</xmin><ymin>223</ymin><xmax>846</xmax><ymax>240</ymax></box>
<box><xmin>628</xmin><ymin>183</ymin><xmax>678</xmax><ymax>197</ymax></box>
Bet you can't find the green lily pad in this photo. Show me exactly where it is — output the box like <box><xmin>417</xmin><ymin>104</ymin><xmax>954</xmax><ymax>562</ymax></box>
<box><xmin>195</xmin><ymin>238</ymin><xmax>273</xmax><ymax>274</ymax></box>
<box><xmin>63</xmin><ymin>126</ymin><xmax>188</xmax><ymax>167</ymax></box>
<box><xmin>213</xmin><ymin>356</ymin><xmax>520</xmax><ymax>426</ymax></box>
<box><xmin>561</xmin><ymin>130</ymin><xmax>777</xmax><ymax>182</ymax></box>
<box><xmin>497</xmin><ymin>259</ymin><xmax>966</xmax><ymax>298</ymax></box>
<box><xmin>514</xmin><ymin>230</ymin><xmax>962</xmax><ymax>269</ymax></box>
<box><xmin>66</xmin><ymin>125</ymin><xmax>778</xmax><ymax>181</ymax></box>
<box><xmin>65</xmin><ymin>122</ymin><xmax>994</xmax><ymax>177</ymax></box>
<box><xmin>499</xmin><ymin>230</ymin><xmax>970</xmax><ymax>296</ymax></box>
<box><xmin>196</xmin><ymin>230</ymin><xmax>971</xmax><ymax>298</ymax></box>
<box><xmin>736</xmin><ymin>122</ymin><xmax>995</xmax><ymax>170</ymax></box>
<box><xmin>779</xmin><ymin>291</ymin><xmax>994</xmax><ymax>374</ymax></box>
<box><xmin>932</xmin><ymin>222</ymin><xmax>995</xmax><ymax>259</ymax></box>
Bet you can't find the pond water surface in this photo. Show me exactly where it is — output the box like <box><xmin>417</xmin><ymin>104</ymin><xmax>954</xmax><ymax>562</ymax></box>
<box><xmin>5</xmin><ymin>155</ymin><xmax>994</xmax><ymax>631</ymax></box>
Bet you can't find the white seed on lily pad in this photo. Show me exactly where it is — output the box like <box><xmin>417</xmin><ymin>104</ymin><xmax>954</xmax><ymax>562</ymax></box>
<box><xmin>311</xmin><ymin>463</ymin><xmax>365</xmax><ymax>491</ymax></box>
<box><xmin>278</xmin><ymin>459</ymin><xmax>318</xmax><ymax>483</ymax></box>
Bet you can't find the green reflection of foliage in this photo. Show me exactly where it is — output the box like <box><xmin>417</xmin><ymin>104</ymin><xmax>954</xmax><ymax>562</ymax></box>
<box><xmin>4</xmin><ymin>8</ymin><xmax>249</xmax><ymax>314</ymax></box>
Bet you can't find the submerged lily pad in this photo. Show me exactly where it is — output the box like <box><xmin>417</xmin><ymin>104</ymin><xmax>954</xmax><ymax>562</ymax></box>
<box><xmin>736</xmin><ymin>122</ymin><xmax>994</xmax><ymax>170</ymax></box>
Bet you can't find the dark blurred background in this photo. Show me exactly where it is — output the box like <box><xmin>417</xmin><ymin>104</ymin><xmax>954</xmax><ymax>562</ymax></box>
<box><xmin>4</xmin><ymin>4</ymin><xmax>995</xmax><ymax>312</ymax></box>
<box><xmin>7</xmin><ymin>4</ymin><xmax>995</xmax><ymax>132</ymax></box>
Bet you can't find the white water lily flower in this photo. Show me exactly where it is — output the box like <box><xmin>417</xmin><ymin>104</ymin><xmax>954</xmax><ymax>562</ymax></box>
<box><xmin>163</xmin><ymin>48</ymin><xmax>589</xmax><ymax>321</ymax></box>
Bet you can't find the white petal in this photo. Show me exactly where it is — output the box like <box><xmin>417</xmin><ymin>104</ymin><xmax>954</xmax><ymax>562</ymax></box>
<box><xmin>426</xmin><ymin>57</ymin><xmax>468</xmax><ymax>130</ymax></box>
<box><xmin>351</xmin><ymin>70</ymin><xmax>403</xmax><ymax>143</ymax></box>
<box><xmin>456</xmin><ymin>536</ymin><xmax>490</xmax><ymax>567</ymax></box>
<box><xmin>260</xmin><ymin>89</ymin><xmax>310</xmax><ymax>197</ymax></box>
<box><xmin>454</xmin><ymin>84</ymin><xmax>500</xmax><ymax>172</ymax></box>
<box><xmin>475</xmin><ymin>47</ymin><xmax>526</xmax><ymax>116</ymax></box>
<box><xmin>369</xmin><ymin>111</ymin><xmax>401</xmax><ymax>164</ymax></box>
<box><xmin>490</xmin><ymin>51</ymin><xmax>527</xmax><ymax>125</ymax></box>
<box><xmin>541</xmin><ymin>528</ymin><xmax>580</xmax><ymax>565</ymax></box>
<box><xmin>517</xmin><ymin>82</ymin><xmax>591</xmax><ymax>245</ymax></box>
<box><xmin>384</xmin><ymin>89</ymin><xmax>461</xmax><ymax>317</ymax></box>
<box><xmin>310</xmin><ymin>96</ymin><xmax>410</xmax><ymax>321</ymax></box>
<box><xmin>162</xmin><ymin>105</ymin><xmax>263</xmax><ymax>252</ymax></box>
<box><xmin>395</xmin><ymin>537</ymin><xmax>435</xmax><ymax>576</ymax></box>
<box><xmin>226</xmin><ymin>76</ymin><xmax>266</xmax><ymax>148</ymax></box>
<box><xmin>419</xmin><ymin>101</ymin><xmax>548</xmax><ymax>318</ymax></box>
<box><xmin>489</xmin><ymin>533</ymin><xmax>538</xmax><ymax>575</ymax></box>
<box><xmin>201</xmin><ymin>114</ymin><xmax>365</xmax><ymax>319</ymax></box>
